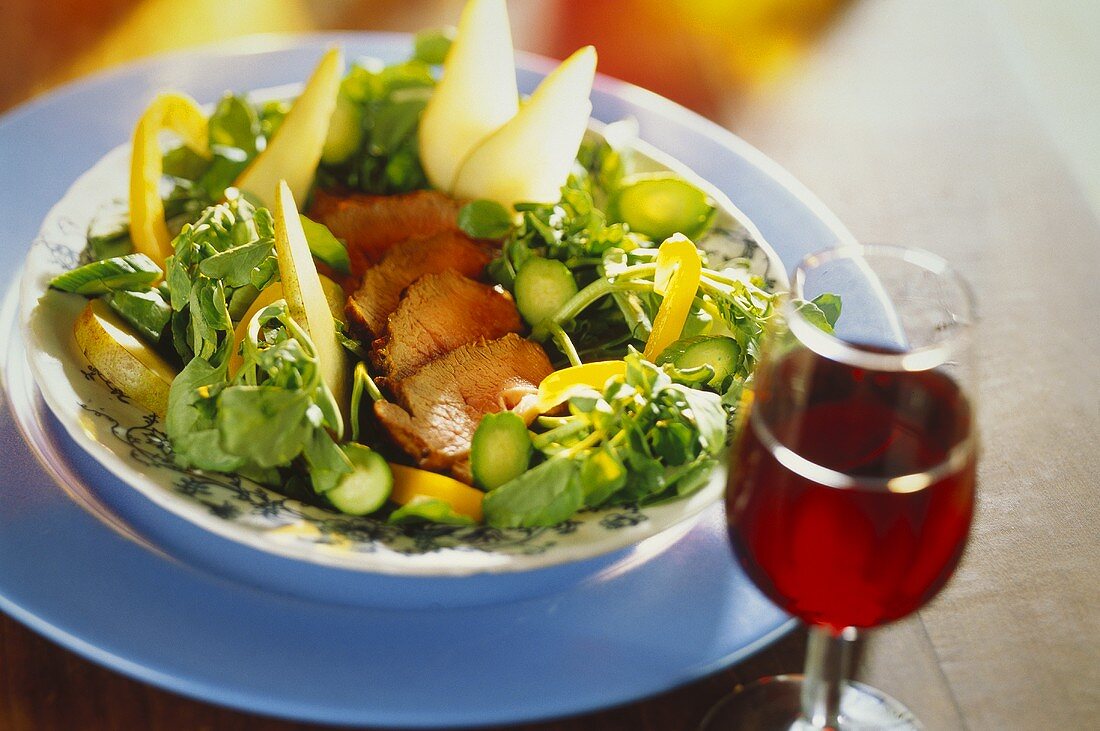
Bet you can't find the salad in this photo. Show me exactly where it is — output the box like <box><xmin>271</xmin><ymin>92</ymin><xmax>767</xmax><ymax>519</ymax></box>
<box><xmin>47</xmin><ymin>0</ymin><xmax>839</xmax><ymax>530</ymax></box>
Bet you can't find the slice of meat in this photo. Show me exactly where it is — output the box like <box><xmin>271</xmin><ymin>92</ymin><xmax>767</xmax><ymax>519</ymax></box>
<box><xmin>309</xmin><ymin>189</ymin><xmax>466</xmax><ymax>273</ymax></box>
<box><xmin>374</xmin><ymin>334</ymin><xmax>553</xmax><ymax>477</ymax></box>
<box><xmin>346</xmin><ymin>233</ymin><xmax>491</xmax><ymax>337</ymax></box>
<box><xmin>374</xmin><ymin>270</ymin><xmax>523</xmax><ymax>380</ymax></box>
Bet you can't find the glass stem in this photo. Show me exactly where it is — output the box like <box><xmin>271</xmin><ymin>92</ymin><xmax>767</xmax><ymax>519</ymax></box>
<box><xmin>801</xmin><ymin>625</ymin><xmax>858</xmax><ymax>729</ymax></box>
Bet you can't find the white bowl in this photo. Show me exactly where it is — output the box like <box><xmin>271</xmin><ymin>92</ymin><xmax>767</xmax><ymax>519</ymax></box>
<box><xmin>19</xmin><ymin>112</ymin><xmax>786</xmax><ymax>578</ymax></box>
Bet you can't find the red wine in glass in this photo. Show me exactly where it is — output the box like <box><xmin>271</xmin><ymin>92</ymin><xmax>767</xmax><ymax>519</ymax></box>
<box><xmin>727</xmin><ymin>348</ymin><xmax>976</xmax><ymax>633</ymax></box>
<box><xmin>700</xmin><ymin>244</ymin><xmax>977</xmax><ymax>730</ymax></box>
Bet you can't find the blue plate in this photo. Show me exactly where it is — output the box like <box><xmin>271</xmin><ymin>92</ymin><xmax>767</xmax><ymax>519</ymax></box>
<box><xmin>0</xmin><ymin>33</ymin><xmax>854</xmax><ymax>727</ymax></box>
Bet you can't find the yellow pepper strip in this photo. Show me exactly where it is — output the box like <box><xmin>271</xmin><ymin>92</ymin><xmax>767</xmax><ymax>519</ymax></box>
<box><xmin>643</xmin><ymin>234</ymin><xmax>702</xmax><ymax>361</ymax></box>
<box><xmin>227</xmin><ymin>283</ymin><xmax>285</xmax><ymax>378</ymax></box>
<box><xmin>228</xmin><ymin>275</ymin><xmax>344</xmax><ymax>379</ymax></box>
<box><xmin>129</xmin><ymin>93</ymin><xmax>210</xmax><ymax>268</ymax></box>
<box><xmin>536</xmin><ymin>360</ymin><xmax>627</xmax><ymax>413</ymax></box>
<box><xmin>389</xmin><ymin>464</ymin><xmax>484</xmax><ymax>522</ymax></box>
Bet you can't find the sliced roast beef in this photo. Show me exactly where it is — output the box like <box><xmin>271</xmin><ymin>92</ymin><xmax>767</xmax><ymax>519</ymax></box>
<box><xmin>309</xmin><ymin>189</ymin><xmax>466</xmax><ymax>274</ymax></box>
<box><xmin>373</xmin><ymin>270</ymin><xmax>523</xmax><ymax>380</ymax></box>
<box><xmin>374</xmin><ymin>333</ymin><xmax>553</xmax><ymax>478</ymax></box>
<box><xmin>346</xmin><ymin>233</ymin><xmax>491</xmax><ymax>337</ymax></box>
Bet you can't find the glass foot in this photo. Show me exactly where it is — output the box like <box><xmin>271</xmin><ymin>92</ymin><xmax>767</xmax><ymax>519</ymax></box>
<box><xmin>699</xmin><ymin>674</ymin><xmax>922</xmax><ymax>730</ymax></box>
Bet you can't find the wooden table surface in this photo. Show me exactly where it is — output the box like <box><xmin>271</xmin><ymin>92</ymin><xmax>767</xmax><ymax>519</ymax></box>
<box><xmin>2</xmin><ymin>0</ymin><xmax>1097</xmax><ymax>729</ymax></box>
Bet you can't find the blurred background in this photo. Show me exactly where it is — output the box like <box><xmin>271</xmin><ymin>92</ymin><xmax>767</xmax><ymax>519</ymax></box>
<box><xmin>3</xmin><ymin>0</ymin><xmax>1098</xmax><ymax>215</ymax></box>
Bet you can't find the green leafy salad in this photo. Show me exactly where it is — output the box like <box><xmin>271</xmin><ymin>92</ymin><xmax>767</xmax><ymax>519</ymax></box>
<box><xmin>48</xmin><ymin>17</ymin><xmax>839</xmax><ymax>530</ymax></box>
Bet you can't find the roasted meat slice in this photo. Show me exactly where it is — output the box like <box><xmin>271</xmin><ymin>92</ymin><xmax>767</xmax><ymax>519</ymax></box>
<box><xmin>346</xmin><ymin>233</ymin><xmax>491</xmax><ymax>337</ymax></box>
<box><xmin>375</xmin><ymin>333</ymin><xmax>553</xmax><ymax>478</ymax></box>
<box><xmin>373</xmin><ymin>270</ymin><xmax>523</xmax><ymax>380</ymax></box>
<box><xmin>309</xmin><ymin>189</ymin><xmax>466</xmax><ymax>273</ymax></box>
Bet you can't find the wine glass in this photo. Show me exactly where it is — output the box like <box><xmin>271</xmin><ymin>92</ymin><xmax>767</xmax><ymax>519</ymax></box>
<box><xmin>701</xmin><ymin>244</ymin><xmax>977</xmax><ymax>730</ymax></box>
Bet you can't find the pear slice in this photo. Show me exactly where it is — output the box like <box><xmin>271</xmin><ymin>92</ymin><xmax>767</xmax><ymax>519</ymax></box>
<box><xmin>73</xmin><ymin>299</ymin><xmax>177</xmax><ymax>416</ymax></box>
<box><xmin>129</xmin><ymin>93</ymin><xmax>210</xmax><ymax>267</ymax></box>
<box><xmin>453</xmin><ymin>46</ymin><xmax>597</xmax><ymax>209</ymax></box>
<box><xmin>273</xmin><ymin>181</ymin><xmax>350</xmax><ymax>428</ymax></box>
<box><xmin>418</xmin><ymin>0</ymin><xmax>519</xmax><ymax>191</ymax></box>
<box><xmin>234</xmin><ymin>48</ymin><xmax>343</xmax><ymax>208</ymax></box>
<box><xmin>317</xmin><ymin>275</ymin><xmax>347</xmax><ymax>327</ymax></box>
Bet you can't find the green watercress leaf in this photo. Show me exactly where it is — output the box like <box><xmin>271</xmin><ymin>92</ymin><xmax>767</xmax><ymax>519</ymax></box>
<box><xmin>299</xmin><ymin>214</ymin><xmax>350</xmax><ymax>273</ymax></box>
<box><xmin>208</xmin><ymin>93</ymin><xmax>261</xmax><ymax>156</ymax></box>
<box><xmin>162</xmin><ymin>145</ymin><xmax>210</xmax><ymax>181</ymax></box>
<box><xmin>49</xmin><ymin>253</ymin><xmax>161</xmax><ymax>295</ymax></box>
<box><xmin>304</xmin><ymin>428</ymin><xmax>354</xmax><ymax>494</ymax></box>
<box><xmin>106</xmin><ymin>288</ymin><xmax>172</xmax><ymax>343</ymax></box>
<box><xmin>166</xmin><ymin>346</ymin><xmax>243</xmax><ymax>471</ymax></box>
<box><xmin>579</xmin><ymin>447</ymin><xmax>627</xmax><ymax>507</ymax></box>
<box><xmin>812</xmin><ymin>292</ymin><xmax>842</xmax><ymax>328</ymax></box>
<box><xmin>792</xmin><ymin>298</ymin><xmax>835</xmax><ymax>334</ymax></box>
<box><xmin>197</xmin><ymin>236</ymin><xmax>275</xmax><ymax>288</ymax></box>
<box><xmin>259</xmin><ymin>100</ymin><xmax>289</xmax><ymax>140</ymax></box>
<box><xmin>390</xmin><ymin>496</ymin><xmax>476</xmax><ymax>526</ymax></box>
<box><xmin>483</xmin><ymin>458</ymin><xmax>583</xmax><ymax>528</ymax></box>
<box><xmin>672</xmin><ymin>384</ymin><xmax>727</xmax><ymax>455</ymax></box>
<box><xmin>413</xmin><ymin>27</ymin><xmax>455</xmax><ymax>65</ymax></box>
<box><xmin>458</xmin><ymin>200</ymin><xmax>513</xmax><ymax>240</ymax></box>
<box><xmin>216</xmin><ymin>386</ymin><xmax>313</xmax><ymax>468</ymax></box>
